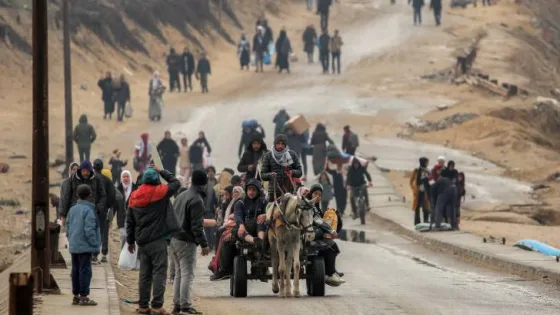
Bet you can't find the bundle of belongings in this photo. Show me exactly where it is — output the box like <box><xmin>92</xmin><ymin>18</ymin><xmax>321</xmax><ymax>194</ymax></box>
<box><xmin>326</xmin><ymin>144</ymin><xmax>368</xmax><ymax>168</ymax></box>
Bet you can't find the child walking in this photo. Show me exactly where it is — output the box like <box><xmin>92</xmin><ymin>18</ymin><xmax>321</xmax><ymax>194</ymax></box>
<box><xmin>66</xmin><ymin>184</ymin><xmax>101</xmax><ymax>306</ymax></box>
<box><xmin>109</xmin><ymin>149</ymin><xmax>128</xmax><ymax>185</ymax></box>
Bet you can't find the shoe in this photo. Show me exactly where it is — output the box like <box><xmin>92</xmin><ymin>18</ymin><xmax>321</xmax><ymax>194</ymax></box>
<box><xmin>325</xmin><ymin>274</ymin><xmax>345</xmax><ymax>287</ymax></box>
<box><xmin>91</xmin><ymin>256</ymin><xmax>100</xmax><ymax>265</ymax></box>
<box><xmin>336</xmin><ymin>270</ymin><xmax>344</xmax><ymax>277</ymax></box>
<box><xmin>172</xmin><ymin>305</ymin><xmax>181</xmax><ymax>315</ymax></box>
<box><xmin>100</xmin><ymin>255</ymin><xmax>107</xmax><ymax>263</ymax></box>
<box><xmin>210</xmin><ymin>271</ymin><xmax>231</xmax><ymax>281</ymax></box>
<box><xmin>72</xmin><ymin>295</ymin><xmax>80</xmax><ymax>305</ymax></box>
<box><xmin>78</xmin><ymin>296</ymin><xmax>97</xmax><ymax>306</ymax></box>
<box><xmin>180</xmin><ymin>307</ymin><xmax>202</xmax><ymax>314</ymax></box>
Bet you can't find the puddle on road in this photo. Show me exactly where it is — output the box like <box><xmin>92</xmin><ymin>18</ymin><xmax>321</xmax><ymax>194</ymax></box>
<box><xmin>339</xmin><ymin>229</ymin><xmax>376</xmax><ymax>244</ymax></box>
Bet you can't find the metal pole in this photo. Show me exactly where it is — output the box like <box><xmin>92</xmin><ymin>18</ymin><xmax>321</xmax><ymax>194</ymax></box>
<box><xmin>9</xmin><ymin>273</ymin><xmax>34</xmax><ymax>315</ymax></box>
<box><xmin>63</xmin><ymin>0</ymin><xmax>73</xmax><ymax>172</ymax></box>
<box><xmin>31</xmin><ymin>0</ymin><xmax>51</xmax><ymax>293</ymax></box>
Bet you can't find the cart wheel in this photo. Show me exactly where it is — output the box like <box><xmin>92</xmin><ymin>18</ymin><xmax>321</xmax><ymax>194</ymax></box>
<box><xmin>307</xmin><ymin>256</ymin><xmax>325</xmax><ymax>297</ymax></box>
<box><xmin>232</xmin><ymin>256</ymin><xmax>247</xmax><ymax>298</ymax></box>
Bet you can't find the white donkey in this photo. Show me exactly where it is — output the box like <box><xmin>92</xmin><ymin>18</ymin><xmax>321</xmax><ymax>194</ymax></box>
<box><xmin>267</xmin><ymin>190</ymin><xmax>316</xmax><ymax>298</ymax></box>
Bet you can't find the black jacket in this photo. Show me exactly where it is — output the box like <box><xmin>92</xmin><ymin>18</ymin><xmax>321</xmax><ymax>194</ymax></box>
<box><xmin>115</xmin><ymin>182</ymin><xmax>138</xmax><ymax>228</ymax></box>
<box><xmin>196</xmin><ymin>58</ymin><xmax>211</xmax><ymax>75</ymax></box>
<box><xmin>97</xmin><ymin>77</ymin><xmax>113</xmax><ymax>102</ymax></box>
<box><xmin>181</xmin><ymin>52</ymin><xmax>195</xmax><ymax>75</ymax></box>
<box><xmin>318</xmin><ymin>0</ymin><xmax>332</xmax><ymax>13</ymax></box>
<box><xmin>97</xmin><ymin>172</ymin><xmax>116</xmax><ymax>210</ymax></box>
<box><xmin>318</xmin><ymin>34</ymin><xmax>331</xmax><ymax>52</ymax></box>
<box><xmin>253</xmin><ymin>33</ymin><xmax>267</xmax><ymax>54</ymax></box>
<box><xmin>189</xmin><ymin>138</ymin><xmax>212</xmax><ymax>164</ymax></box>
<box><xmin>284</xmin><ymin>128</ymin><xmax>306</xmax><ymax>156</ymax></box>
<box><xmin>261</xmin><ymin>149</ymin><xmax>303</xmax><ymax>197</ymax></box>
<box><xmin>430</xmin><ymin>0</ymin><xmax>442</xmax><ymax>9</ymax></box>
<box><xmin>237</xmin><ymin>136</ymin><xmax>268</xmax><ymax>179</ymax></box>
<box><xmin>111</xmin><ymin>80</ymin><xmax>130</xmax><ymax>105</ymax></box>
<box><xmin>346</xmin><ymin>165</ymin><xmax>372</xmax><ymax>187</ymax></box>
<box><xmin>440</xmin><ymin>168</ymin><xmax>458</xmax><ymax>183</ymax></box>
<box><xmin>126</xmin><ymin>170</ymin><xmax>181</xmax><ymax>246</ymax></box>
<box><xmin>239</xmin><ymin>127</ymin><xmax>266</xmax><ymax>157</ymax></box>
<box><xmin>157</xmin><ymin>138</ymin><xmax>180</xmax><ymax>171</ymax></box>
<box><xmin>431</xmin><ymin>177</ymin><xmax>453</xmax><ymax>198</ymax></box>
<box><xmin>167</xmin><ymin>53</ymin><xmax>182</xmax><ymax>73</ymax></box>
<box><xmin>172</xmin><ymin>185</ymin><xmax>208</xmax><ymax>248</ymax></box>
<box><xmin>326</xmin><ymin>168</ymin><xmax>345</xmax><ymax>193</ymax></box>
<box><xmin>409</xmin><ymin>0</ymin><xmax>424</xmax><ymax>8</ymax></box>
<box><xmin>60</xmin><ymin>169</ymin><xmax>107</xmax><ymax>218</ymax></box>
<box><xmin>234</xmin><ymin>180</ymin><xmax>267</xmax><ymax>225</ymax></box>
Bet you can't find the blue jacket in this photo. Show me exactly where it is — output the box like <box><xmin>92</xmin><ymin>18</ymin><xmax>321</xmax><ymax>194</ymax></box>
<box><xmin>66</xmin><ymin>200</ymin><xmax>101</xmax><ymax>254</ymax></box>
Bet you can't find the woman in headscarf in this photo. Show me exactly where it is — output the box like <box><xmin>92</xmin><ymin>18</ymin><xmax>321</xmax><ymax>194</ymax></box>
<box><xmin>209</xmin><ymin>185</ymin><xmax>246</xmax><ymax>281</ymax></box>
<box><xmin>179</xmin><ymin>137</ymin><xmax>191</xmax><ymax>182</ymax></box>
<box><xmin>275</xmin><ymin>29</ymin><xmax>292</xmax><ymax>73</ymax></box>
<box><xmin>238</xmin><ymin>32</ymin><xmax>251</xmax><ymax>70</ymax></box>
<box><xmin>310</xmin><ymin>123</ymin><xmax>334</xmax><ymax>176</ymax></box>
<box><xmin>114</xmin><ymin>170</ymin><xmax>138</xmax><ymax>249</ymax></box>
<box><xmin>148</xmin><ymin>71</ymin><xmax>165</xmax><ymax>121</ymax></box>
<box><xmin>409</xmin><ymin>157</ymin><xmax>431</xmax><ymax>225</ymax></box>
<box><xmin>134</xmin><ymin>133</ymin><xmax>152</xmax><ymax>173</ymax></box>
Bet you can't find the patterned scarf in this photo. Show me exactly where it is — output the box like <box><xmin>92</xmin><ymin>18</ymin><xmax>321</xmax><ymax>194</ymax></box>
<box><xmin>271</xmin><ymin>145</ymin><xmax>293</xmax><ymax>167</ymax></box>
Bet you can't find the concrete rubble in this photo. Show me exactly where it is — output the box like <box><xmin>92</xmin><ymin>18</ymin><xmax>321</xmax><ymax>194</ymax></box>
<box><xmin>407</xmin><ymin>112</ymin><xmax>479</xmax><ymax>132</ymax></box>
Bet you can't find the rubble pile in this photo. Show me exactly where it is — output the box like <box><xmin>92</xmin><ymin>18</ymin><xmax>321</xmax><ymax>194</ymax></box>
<box><xmin>407</xmin><ymin>113</ymin><xmax>479</xmax><ymax>132</ymax></box>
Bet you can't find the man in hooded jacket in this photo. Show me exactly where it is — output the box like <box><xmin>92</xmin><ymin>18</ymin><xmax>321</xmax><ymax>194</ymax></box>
<box><xmin>233</xmin><ymin>180</ymin><xmax>267</xmax><ymax>248</ymax></box>
<box><xmin>171</xmin><ymin>170</ymin><xmax>210</xmax><ymax>315</ymax></box>
<box><xmin>73</xmin><ymin>114</ymin><xmax>97</xmax><ymax>162</ymax></box>
<box><xmin>126</xmin><ymin>166</ymin><xmax>181</xmax><ymax>315</ymax></box>
<box><xmin>237</xmin><ymin>135</ymin><xmax>268</xmax><ymax>180</ymax></box>
<box><xmin>238</xmin><ymin>124</ymin><xmax>266</xmax><ymax>158</ymax></box>
<box><xmin>93</xmin><ymin>159</ymin><xmax>116</xmax><ymax>263</ymax></box>
<box><xmin>261</xmin><ymin>134</ymin><xmax>303</xmax><ymax>204</ymax></box>
<box><xmin>59</xmin><ymin>162</ymin><xmax>80</xmax><ymax>218</ymax></box>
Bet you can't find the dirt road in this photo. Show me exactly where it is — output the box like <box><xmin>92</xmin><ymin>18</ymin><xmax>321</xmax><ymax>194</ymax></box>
<box><xmin>111</xmin><ymin>2</ymin><xmax>560</xmax><ymax>314</ymax></box>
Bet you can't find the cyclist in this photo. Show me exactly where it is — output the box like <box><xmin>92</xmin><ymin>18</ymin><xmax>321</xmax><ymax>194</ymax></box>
<box><xmin>346</xmin><ymin>158</ymin><xmax>373</xmax><ymax>219</ymax></box>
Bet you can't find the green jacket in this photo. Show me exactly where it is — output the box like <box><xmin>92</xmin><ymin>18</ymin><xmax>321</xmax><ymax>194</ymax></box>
<box><xmin>73</xmin><ymin>114</ymin><xmax>97</xmax><ymax>149</ymax></box>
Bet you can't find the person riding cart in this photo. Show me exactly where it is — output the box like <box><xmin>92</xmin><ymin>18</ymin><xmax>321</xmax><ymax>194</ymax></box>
<box><xmin>233</xmin><ymin>179</ymin><xmax>268</xmax><ymax>249</ymax></box>
<box><xmin>239</xmin><ymin>120</ymin><xmax>266</xmax><ymax>158</ymax></box>
<box><xmin>305</xmin><ymin>184</ymin><xmax>345</xmax><ymax>287</ymax></box>
<box><xmin>261</xmin><ymin>134</ymin><xmax>303</xmax><ymax>223</ymax></box>
<box><xmin>237</xmin><ymin>135</ymin><xmax>268</xmax><ymax>180</ymax></box>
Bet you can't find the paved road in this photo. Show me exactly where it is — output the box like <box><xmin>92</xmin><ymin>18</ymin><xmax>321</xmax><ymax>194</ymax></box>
<box><xmin>192</xmin><ymin>218</ymin><xmax>560</xmax><ymax>315</ymax></box>
<box><xmin>135</xmin><ymin>1</ymin><xmax>560</xmax><ymax>314</ymax></box>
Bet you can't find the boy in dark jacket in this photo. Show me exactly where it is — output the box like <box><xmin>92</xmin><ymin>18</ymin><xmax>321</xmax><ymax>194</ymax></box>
<box><xmin>66</xmin><ymin>184</ymin><xmax>100</xmax><ymax>306</ymax></box>
<box><xmin>181</xmin><ymin>47</ymin><xmax>195</xmax><ymax>92</ymax></box>
<box><xmin>170</xmin><ymin>170</ymin><xmax>210</xmax><ymax>315</ymax></box>
<box><xmin>93</xmin><ymin>159</ymin><xmax>116</xmax><ymax>263</ymax></box>
<box><xmin>126</xmin><ymin>167</ymin><xmax>181</xmax><ymax>315</ymax></box>
<box><xmin>73</xmin><ymin>114</ymin><xmax>97</xmax><ymax>162</ymax></box>
<box><xmin>196</xmin><ymin>52</ymin><xmax>211</xmax><ymax>93</ymax></box>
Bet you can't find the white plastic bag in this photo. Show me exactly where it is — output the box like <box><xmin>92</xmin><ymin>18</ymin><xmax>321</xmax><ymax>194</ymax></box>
<box><xmin>118</xmin><ymin>243</ymin><xmax>140</xmax><ymax>270</ymax></box>
<box><xmin>124</xmin><ymin>102</ymin><xmax>133</xmax><ymax>118</ymax></box>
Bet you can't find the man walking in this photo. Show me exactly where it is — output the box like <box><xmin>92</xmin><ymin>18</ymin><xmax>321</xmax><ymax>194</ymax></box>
<box><xmin>93</xmin><ymin>159</ymin><xmax>116</xmax><ymax>263</ymax></box>
<box><xmin>73</xmin><ymin>114</ymin><xmax>97</xmax><ymax>162</ymax></box>
<box><xmin>409</xmin><ymin>0</ymin><xmax>425</xmax><ymax>25</ymax></box>
<box><xmin>253</xmin><ymin>27</ymin><xmax>267</xmax><ymax>73</ymax></box>
<box><xmin>97</xmin><ymin>71</ymin><xmax>114</xmax><ymax>120</ymax></box>
<box><xmin>167</xmin><ymin>47</ymin><xmax>182</xmax><ymax>92</ymax></box>
<box><xmin>171</xmin><ymin>170</ymin><xmax>210</xmax><ymax>315</ymax></box>
<box><xmin>341</xmin><ymin>125</ymin><xmax>359</xmax><ymax>155</ymax></box>
<box><xmin>330</xmin><ymin>29</ymin><xmax>343</xmax><ymax>74</ymax></box>
<box><xmin>318</xmin><ymin>28</ymin><xmax>331</xmax><ymax>74</ymax></box>
<box><xmin>317</xmin><ymin>0</ymin><xmax>333</xmax><ymax>31</ymax></box>
<box><xmin>430</xmin><ymin>0</ymin><xmax>442</xmax><ymax>26</ymax></box>
<box><xmin>196</xmin><ymin>52</ymin><xmax>211</xmax><ymax>94</ymax></box>
<box><xmin>126</xmin><ymin>166</ymin><xmax>181</xmax><ymax>315</ymax></box>
<box><xmin>181</xmin><ymin>47</ymin><xmax>195</xmax><ymax>92</ymax></box>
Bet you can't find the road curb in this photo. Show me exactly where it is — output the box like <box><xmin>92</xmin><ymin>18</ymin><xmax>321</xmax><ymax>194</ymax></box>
<box><xmin>104</xmin><ymin>255</ymin><xmax>122</xmax><ymax>315</ymax></box>
<box><xmin>367</xmin><ymin>170</ymin><xmax>560</xmax><ymax>286</ymax></box>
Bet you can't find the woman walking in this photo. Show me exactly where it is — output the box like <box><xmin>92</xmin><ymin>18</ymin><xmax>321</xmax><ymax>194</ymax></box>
<box><xmin>148</xmin><ymin>71</ymin><xmax>165</xmax><ymax>121</ymax></box>
<box><xmin>275</xmin><ymin>30</ymin><xmax>292</xmax><ymax>73</ymax></box>
<box><xmin>238</xmin><ymin>33</ymin><xmax>251</xmax><ymax>70</ymax></box>
<box><xmin>134</xmin><ymin>133</ymin><xmax>152</xmax><ymax>173</ymax></box>
<box><xmin>310</xmin><ymin>123</ymin><xmax>334</xmax><ymax>175</ymax></box>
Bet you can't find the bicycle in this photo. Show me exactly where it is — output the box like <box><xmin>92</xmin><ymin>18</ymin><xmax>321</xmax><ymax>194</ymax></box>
<box><xmin>350</xmin><ymin>185</ymin><xmax>367</xmax><ymax>225</ymax></box>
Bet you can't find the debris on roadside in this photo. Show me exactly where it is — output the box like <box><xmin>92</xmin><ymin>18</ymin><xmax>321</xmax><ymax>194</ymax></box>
<box><xmin>50</xmin><ymin>155</ymin><xmax>65</xmax><ymax>168</ymax></box>
<box><xmin>0</xmin><ymin>163</ymin><xmax>9</xmax><ymax>173</ymax></box>
<box><xmin>406</xmin><ymin>113</ymin><xmax>479</xmax><ymax>132</ymax></box>
<box><xmin>536</xmin><ymin>96</ymin><xmax>559</xmax><ymax>107</ymax></box>
<box><xmin>531</xmin><ymin>183</ymin><xmax>550</xmax><ymax>191</ymax></box>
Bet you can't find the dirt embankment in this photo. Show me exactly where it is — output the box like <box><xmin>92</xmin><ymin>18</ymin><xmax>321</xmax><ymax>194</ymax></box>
<box><xmin>0</xmin><ymin>0</ymin><xmax>301</xmax><ymax>271</ymax></box>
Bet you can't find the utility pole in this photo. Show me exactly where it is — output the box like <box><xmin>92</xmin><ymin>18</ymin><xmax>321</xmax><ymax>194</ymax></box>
<box><xmin>32</xmin><ymin>0</ymin><xmax>52</xmax><ymax>293</ymax></box>
<box><xmin>63</xmin><ymin>0</ymin><xmax>73</xmax><ymax>171</ymax></box>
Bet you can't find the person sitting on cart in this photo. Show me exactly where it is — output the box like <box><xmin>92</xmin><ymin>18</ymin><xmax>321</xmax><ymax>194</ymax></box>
<box><xmin>306</xmin><ymin>184</ymin><xmax>345</xmax><ymax>287</ymax></box>
<box><xmin>237</xmin><ymin>135</ymin><xmax>268</xmax><ymax>180</ymax></box>
<box><xmin>233</xmin><ymin>179</ymin><xmax>268</xmax><ymax>249</ymax></box>
<box><xmin>261</xmin><ymin>134</ymin><xmax>303</xmax><ymax>222</ymax></box>
<box><xmin>346</xmin><ymin>157</ymin><xmax>373</xmax><ymax>218</ymax></box>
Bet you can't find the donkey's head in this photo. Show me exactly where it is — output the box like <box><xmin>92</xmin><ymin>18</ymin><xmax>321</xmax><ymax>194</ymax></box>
<box><xmin>282</xmin><ymin>192</ymin><xmax>317</xmax><ymax>229</ymax></box>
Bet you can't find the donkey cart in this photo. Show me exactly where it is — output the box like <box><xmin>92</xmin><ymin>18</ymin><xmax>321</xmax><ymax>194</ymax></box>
<box><xmin>230</xmin><ymin>237</ymin><xmax>326</xmax><ymax>298</ymax></box>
